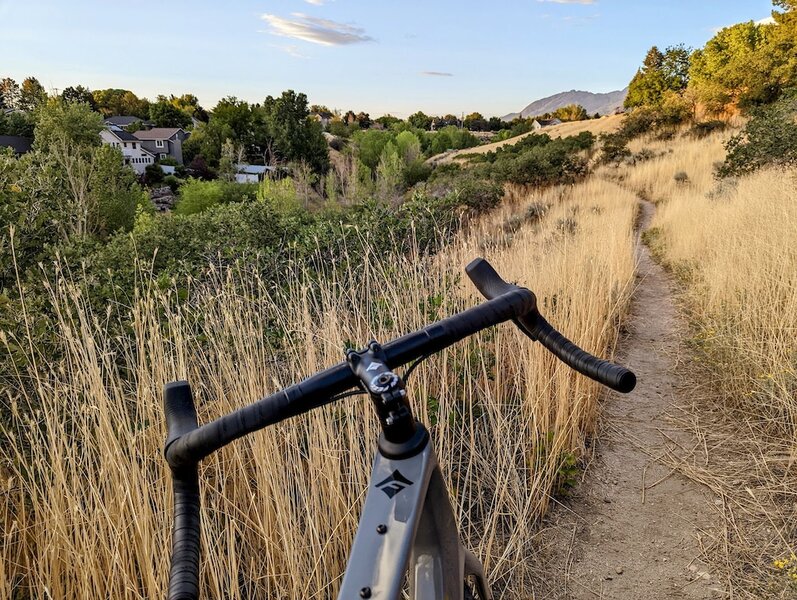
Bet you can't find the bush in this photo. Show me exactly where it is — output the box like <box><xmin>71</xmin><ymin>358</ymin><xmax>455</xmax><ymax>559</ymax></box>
<box><xmin>717</xmin><ymin>90</ymin><xmax>797</xmax><ymax>177</ymax></box>
<box><xmin>688</xmin><ymin>120</ymin><xmax>727</xmax><ymax>139</ymax></box>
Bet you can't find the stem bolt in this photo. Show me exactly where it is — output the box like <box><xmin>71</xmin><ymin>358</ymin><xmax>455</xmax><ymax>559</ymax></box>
<box><xmin>376</xmin><ymin>523</ymin><xmax>387</xmax><ymax>534</ymax></box>
<box><xmin>360</xmin><ymin>587</ymin><xmax>372</xmax><ymax>598</ymax></box>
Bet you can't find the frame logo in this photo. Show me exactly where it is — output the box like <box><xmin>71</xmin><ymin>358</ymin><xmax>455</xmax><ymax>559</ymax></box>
<box><xmin>375</xmin><ymin>470</ymin><xmax>414</xmax><ymax>498</ymax></box>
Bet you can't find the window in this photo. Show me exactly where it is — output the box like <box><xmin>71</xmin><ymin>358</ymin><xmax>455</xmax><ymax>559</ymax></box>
<box><xmin>132</xmin><ymin>143</ymin><xmax>136</xmax><ymax>149</ymax></box>
<box><xmin>159</xmin><ymin>153</ymin><xmax>167</xmax><ymax>160</ymax></box>
<box><xmin>123</xmin><ymin>142</ymin><xmax>127</xmax><ymax>148</ymax></box>
<box><xmin>156</xmin><ymin>139</ymin><xmax>164</xmax><ymax>148</ymax></box>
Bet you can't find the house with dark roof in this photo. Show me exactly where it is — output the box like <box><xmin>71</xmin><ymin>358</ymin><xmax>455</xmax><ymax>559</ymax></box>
<box><xmin>532</xmin><ymin>118</ymin><xmax>563</xmax><ymax>130</ymax></box>
<box><xmin>104</xmin><ymin>115</ymin><xmax>151</xmax><ymax>129</ymax></box>
<box><xmin>100</xmin><ymin>128</ymin><xmax>155</xmax><ymax>174</ymax></box>
<box><xmin>133</xmin><ymin>128</ymin><xmax>189</xmax><ymax>164</ymax></box>
<box><xmin>0</xmin><ymin>135</ymin><xmax>32</xmax><ymax>157</ymax></box>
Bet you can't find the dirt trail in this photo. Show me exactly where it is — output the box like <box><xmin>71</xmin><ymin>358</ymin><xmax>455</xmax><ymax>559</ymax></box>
<box><xmin>538</xmin><ymin>200</ymin><xmax>721</xmax><ymax>599</ymax></box>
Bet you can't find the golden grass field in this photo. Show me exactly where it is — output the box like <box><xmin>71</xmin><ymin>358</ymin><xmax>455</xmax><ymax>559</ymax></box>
<box><xmin>603</xmin><ymin>129</ymin><xmax>797</xmax><ymax>596</ymax></box>
<box><xmin>1</xmin><ymin>177</ymin><xmax>638</xmax><ymax>597</ymax></box>
<box><xmin>3</xmin><ymin>118</ymin><xmax>795</xmax><ymax>597</ymax></box>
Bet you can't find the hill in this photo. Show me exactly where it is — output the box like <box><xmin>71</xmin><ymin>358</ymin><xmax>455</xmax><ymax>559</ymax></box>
<box><xmin>432</xmin><ymin>113</ymin><xmax>624</xmax><ymax>165</ymax></box>
<box><xmin>502</xmin><ymin>88</ymin><xmax>628</xmax><ymax>121</ymax></box>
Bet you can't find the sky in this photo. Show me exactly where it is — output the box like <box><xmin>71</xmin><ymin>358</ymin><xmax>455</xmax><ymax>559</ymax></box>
<box><xmin>0</xmin><ymin>0</ymin><xmax>777</xmax><ymax>118</ymax></box>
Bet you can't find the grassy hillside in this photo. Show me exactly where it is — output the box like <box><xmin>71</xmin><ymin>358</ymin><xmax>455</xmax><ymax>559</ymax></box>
<box><xmin>1</xmin><ymin>177</ymin><xmax>638</xmax><ymax>598</ymax></box>
<box><xmin>435</xmin><ymin>114</ymin><xmax>624</xmax><ymax>165</ymax></box>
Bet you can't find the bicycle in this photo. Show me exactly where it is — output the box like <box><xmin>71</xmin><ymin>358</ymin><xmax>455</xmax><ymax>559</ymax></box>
<box><xmin>163</xmin><ymin>257</ymin><xmax>636</xmax><ymax>600</ymax></box>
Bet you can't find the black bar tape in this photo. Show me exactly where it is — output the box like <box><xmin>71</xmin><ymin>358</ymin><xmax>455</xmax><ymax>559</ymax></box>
<box><xmin>522</xmin><ymin>314</ymin><xmax>636</xmax><ymax>393</ymax></box>
<box><xmin>167</xmin><ymin>467</ymin><xmax>201</xmax><ymax>600</ymax></box>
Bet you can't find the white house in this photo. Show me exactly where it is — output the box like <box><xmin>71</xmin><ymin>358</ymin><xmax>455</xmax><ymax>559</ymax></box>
<box><xmin>235</xmin><ymin>164</ymin><xmax>275</xmax><ymax>183</ymax></box>
<box><xmin>532</xmin><ymin>118</ymin><xmax>563</xmax><ymax>131</ymax></box>
<box><xmin>100</xmin><ymin>128</ymin><xmax>155</xmax><ymax>174</ymax></box>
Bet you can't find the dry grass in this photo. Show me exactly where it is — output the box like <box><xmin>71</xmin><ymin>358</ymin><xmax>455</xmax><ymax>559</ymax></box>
<box><xmin>436</xmin><ymin>114</ymin><xmax>625</xmax><ymax>165</ymax></box>
<box><xmin>1</xmin><ymin>180</ymin><xmax>638</xmax><ymax>598</ymax></box>
<box><xmin>612</xmin><ymin>128</ymin><xmax>797</xmax><ymax>596</ymax></box>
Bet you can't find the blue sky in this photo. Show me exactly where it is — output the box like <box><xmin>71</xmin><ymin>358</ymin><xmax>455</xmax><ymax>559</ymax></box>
<box><xmin>0</xmin><ymin>0</ymin><xmax>776</xmax><ymax>118</ymax></box>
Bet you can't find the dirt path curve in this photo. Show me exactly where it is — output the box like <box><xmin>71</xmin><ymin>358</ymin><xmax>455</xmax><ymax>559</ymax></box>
<box><xmin>538</xmin><ymin>199</ymin><xmax>722</xmax><ymax>599</ymax></box>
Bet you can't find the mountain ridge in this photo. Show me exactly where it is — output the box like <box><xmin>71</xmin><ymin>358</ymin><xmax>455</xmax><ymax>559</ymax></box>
<box><xmin>502</xmin><ymin>88</ymin><xmax>628</xmax><ymax>121</ymax></box>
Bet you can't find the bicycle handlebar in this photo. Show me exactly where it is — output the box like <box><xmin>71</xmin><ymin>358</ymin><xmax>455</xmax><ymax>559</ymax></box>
<box><xmin>465</xmin><ymin>258</ymin><xmax>636</xmax><ymax>393</ymax></box>
<box><xmin>163</xmin><ymin>257</ymin><xmax>635</xmax><ymax>600</ymax></box>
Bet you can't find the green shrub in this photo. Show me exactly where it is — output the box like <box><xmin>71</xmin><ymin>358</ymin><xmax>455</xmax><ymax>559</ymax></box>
<box><xmin>718</xmin><ymin>90</ymin><xmax>797</xmax><ymax>177</ymax></box>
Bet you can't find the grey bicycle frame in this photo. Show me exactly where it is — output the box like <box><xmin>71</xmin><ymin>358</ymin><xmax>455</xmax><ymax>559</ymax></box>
<box><xmin>337</xmin><ymin>438</ymin><xmax>492</xmax><ymax>600</ymax></box>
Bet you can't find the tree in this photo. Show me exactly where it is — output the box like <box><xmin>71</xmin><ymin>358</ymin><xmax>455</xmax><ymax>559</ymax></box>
<box><xmin>149</xmin><ymin>96</ymin><xmax>192</xmax><ymax>128</ymax></box>
<box><xmin>18</xmin><ymin>77</ymin><xmax>47</xmax><ymax>111</ymax></box>
<box><xmin>464</xmin><ymin>112</ymin><xmax>488</xmax><ymax>131</ymax></box>
<box><xmin>352</xmin><ymin>129</ymin><xmax>392</xmax><ymax>170</ymax></box>
<box><xmin>0</xmin><ymin>111</ymin><xmax>34</xmax><ymax>137</ymax></box>
<box><xmin>61</xmin><ymin>85</ymin><xmax>97</xmax><ymax>110</ymax></box>
<box><xmin>407</xmin><ymin>111</ymin><xmax>432</xmax><ymax>130</ymax></box>
<box><xmin>375</xmin><ymin>114</ymin><xmax>402</xmax><ymax>129</ymax></box>
<box><xmin>0</xmin><ymin>78</ymin><xmax>20</xmax><ymax>110</ymax></box>
<box><xmin>488</xmin><ymin>116</ymin><xmax>504</xmax><ymax>131</ymax></box>
<box><xmin>92</xmin><ymin>88</ymin><xmax>150</xmax><ymax>117</ymax></box>
<box><xmin>553</xmin><ymin>104</ymin><xmax>588</xmax><ymax>121</ymax></box>
<box><xmin>169</xmin><ymin>93</ymin><xmax>207</xmax><ymax>121</ymax></box>
<box><xmin>262</xmin><ymin>90</ymin><xmax>329</xmax><ymax>173</ymax></box>
<box><xmin>355</xmin><ymin>112</ymin><xmax>371</xmax><ymax>129</ymax></box>
<box><xmin>33</xmin><ymin>98</ymin><xmax>104</xmax><ymax>151</ymax></box>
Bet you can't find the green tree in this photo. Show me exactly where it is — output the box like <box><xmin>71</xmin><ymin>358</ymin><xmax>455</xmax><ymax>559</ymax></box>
<box><xmin>61</xmin><ymin>85</ymin><xmax>97</xmax><ymax>110</ymax></box>
<box><xmin>407</xmin><ymin>111</ymin><xmax>432</xmax><ymax>130</ymax></box>
<box><xmin>553</xmin><ymin>104</ymin><xmax>588</xmax><ymax>121</ymax></box>
<box><xmin>464</xmin><ymin>112</ymin><xmax>488</xmax><ymax>131</ymax></box>
<box><xmin>92</xmin><ymin>88</ymin><xmax>150</xmax><ymax>117</ymax></box>
<box><xmin>149</xmin><ymin>96</ymin><xmax>192</xmax><ymax>128</ymax></box>
<box><xmin>33</xmin><ymin>98</ymin><xmax>104</xmax><ymax>151</ymax></box>
<box><xmin>19</xmin><ymin>77</ymin><xmax>48</xmax><ymax>111</ymax></box>
<box><xmin>0</xmin><ymin>78</ymin><xmax>20</xmax><ymax>110</ymax></box>
<box><xmin>375</xmin><ymin>114</ymin><xmax>402</xmax><ymax>129</ymax></box>
<box><xmin>90</xmin><ymin>145</ymin><xmax>150</xmax><ymax>236</ymax></box>
<box><xmin>352</xmin><ymin>129</ymin><xmax>392</xmax><ymax>170</ymax></box>
<box><xmin>688</xmin><ymin>22</ymin><xmax>772</xmax><ymax>112</ymax></box>
<box><xmin>262</xmin><ymin>90</ymin><xmax>329</xmax><ymax>173</ymax></box>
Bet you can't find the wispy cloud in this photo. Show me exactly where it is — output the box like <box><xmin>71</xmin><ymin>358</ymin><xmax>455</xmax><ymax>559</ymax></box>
<box><xmin>537</xmin><ymin>0</ymin><xmax>596</xmax><ymax>4</ymax></box>
<box><xmin>421</xmin><ymin>71</ymin><xmax>453</xmax><ymax>77</ymax></box>
<box><xmin>304</xmin><ymin>0</ymin><xmax>327</xmax><ymax>4</ymax></box>
<box><xmin>260</xmin><ymin>13</ymin><xmax>373</xmax><ymax>46</ymax></box>
<box><xmin>756</xmin><ymin>16</ymin><xmax>775</xmax><ymax>25</ymax></box>
<box><xmin>269</xmin><ymin>43</ymin><xmax>309</xmax><ymax>58</ymax></box>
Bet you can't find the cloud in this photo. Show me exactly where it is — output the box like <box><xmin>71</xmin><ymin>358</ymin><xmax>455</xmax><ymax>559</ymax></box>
<box><xmin>269</xmin><ymin>44</ymin><xmax>309</xmax><ymax>58</ymax></box>
<box><xmin>756</xmin><ymin>16</ymin><xmax>775</xmax><ymax>25</ymax></box>
<box><xmin>304</xmin><ymin>0</ymin><xmax>326</xmax><ymax>4</ymax></box>
<box><xmin>537</xmin><ymin>0</ymin><xmax>596</xmax><ymax>4</ymax></box>
<box><xmin>260</xmin><ymin>13</ymin><xmax>373</xmax><ymax>46</ymax></box>
<box><xmin>421</xmin><ymin>71</ymin><xmax>454</xmax><ymax>77</ymax></box>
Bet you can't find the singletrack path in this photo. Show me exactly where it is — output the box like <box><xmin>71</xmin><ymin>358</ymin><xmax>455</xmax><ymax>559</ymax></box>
<box><xmin>538</xmin><ymin>200</ymin><xmax>721</xmax><ymax>599</ymax></box>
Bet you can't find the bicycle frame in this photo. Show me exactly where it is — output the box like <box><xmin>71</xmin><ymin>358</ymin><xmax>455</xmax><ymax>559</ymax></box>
<box><xmin>338</xmin><ymin>429</ymin><xmax>491</xmax><ymax>600</ymax></box>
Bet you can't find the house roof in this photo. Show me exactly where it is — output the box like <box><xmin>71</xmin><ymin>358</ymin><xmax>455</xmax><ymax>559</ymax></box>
<box><xmin>235</xmin><ymin>164</ymin><xmax>274</xmax><ymax>174</ymax></box>
<box><xmin>0</xmin><ymin>135</ymin><xmax>33</xmax><ymax>154</ymax></box>
<box><xmin>133</xmin><ymin>128</ymin><xmax>184</xmax><ymax>140</ymax></box>
<box><xmin>106</xmin><ymin>128</ymin><xmax>140</xmax><ymax>142</ymax></box>
<box><xmin>104</xmin><ymin>116</ymin><xmax>144</xmax><ymax>126</ymax></box>
<box><xmin>534</xmin><ymin>118</ymin><xmax>562</xmax><ymax>127</ymax></box>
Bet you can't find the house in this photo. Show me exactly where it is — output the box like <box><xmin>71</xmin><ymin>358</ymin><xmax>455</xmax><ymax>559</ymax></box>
<box><xmin>133</xmin><ymin>128</ymin><xmax>189</xmax><ymax>164</ymax></box>
<box><xmin>104</xmin><ymin>115</ymin><xmax>151</xmax><ymax>129</ymax></box>
<box><xmin>235</xmin><ymin>164</ymin><xmax>275</xmax><ymax>184</ymax></box>
<box><xmin>310</xmin><ymin>111</ymin><xmax>333</xmax><ymax>127</ymax></box>
<box><xmin>532</xmin><ymin>118</ymin><xmax>563</xmax><ymax>130</ymax></box>
<box><xmin>100</xmin><ymin>128</ymin><xmax>155</xmax><ymax>174</ymax></box>
<box><xmin>0</xmin><ymin>135</ymin><xmax>32</xmax><ymax>157</ymax></box>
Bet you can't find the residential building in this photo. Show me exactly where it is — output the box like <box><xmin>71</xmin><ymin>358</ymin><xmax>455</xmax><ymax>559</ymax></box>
<box><xmin>0</xmin><ymin>135</ymin><xmax>32</xmax><ymax>157</ymax></box>
<box><xmin>133</xmin><ymin>128</ymin><xmax>189</xmax><ymax>164</ymax></box>
<box><xmin>104</xmin><ymin>115</ymin><xmax>150</xmax><ymax>129</ymax></box>
<box><xmin>532</xmin><ymin>118</ymin><xmax>563</xmax><ymax>130</ymax></box>
<box><xmin>235</xmin><ymin>163</ymin><xmax>275</xmax><ymax>184</ymax></box>
<box><xmin>100</xmin><ymin>128</ymin><xmax>155</xmax><ymax>174</ymax></box>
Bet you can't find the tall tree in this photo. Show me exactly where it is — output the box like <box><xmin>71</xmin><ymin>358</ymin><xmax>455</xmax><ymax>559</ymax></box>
<box><xmin>149</xmin><ymin>96</ymin><xmax>192</xmax><ymax>128</ymax></box>
<box><xmin>0</xmin><ymin>78</ymin><xmax>20</xmax><ymax>110</ymax></box>
<box><xmin>688</xmin><ymin>22</ymin><xmax>773</xmax><ymax>112</ymax></box>
<box><xmin>19</xmin><ymin>77</ymin><xmax>48</xmax><ymax>111</ymax></box>
<box><xmin>61</xmin><ymin>85</ymin><xmax>97</xmax><ymax>110</ymax></box>
<box><xmin>262</xmin><ymin>90</ymin><xmax>329</xmax><ymax>173</ymax></box>
<box><xmin>407</xmin><ymin>111</ymin><xmax>432</xmax><ymax>130</ymax></box>
<box><xmin>92</xmin><ymin>88</ymin><xmax>150</xmax><ymax>118</ymax></box>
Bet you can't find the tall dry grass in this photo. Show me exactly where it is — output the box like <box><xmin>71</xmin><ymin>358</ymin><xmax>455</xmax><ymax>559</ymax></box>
<box><xmin>608</xmin><ymin>127</ymin><xmax>797</xmax><ymax>596</ymax></box>
<box><xmin>1</xmin><ymin>180</ymin><xmax>637</xmax><ymax>598</ymax></box>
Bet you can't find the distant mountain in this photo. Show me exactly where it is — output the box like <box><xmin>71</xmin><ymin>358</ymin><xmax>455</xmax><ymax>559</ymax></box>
<box><xmin>502</xmin><ymin>88</ymin><xmax>628</xmax><ymax>121</ymax></box>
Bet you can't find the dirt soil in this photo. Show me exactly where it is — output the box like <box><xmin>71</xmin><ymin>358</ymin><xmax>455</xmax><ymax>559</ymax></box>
<box><xmin>536</xmin><ymin>200</ymin><xmax>723</xmax><ymax>599</ymax></box>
